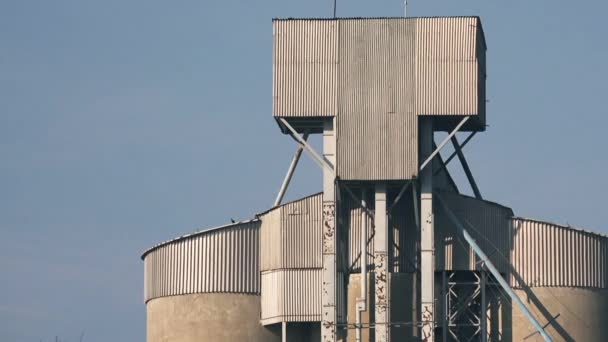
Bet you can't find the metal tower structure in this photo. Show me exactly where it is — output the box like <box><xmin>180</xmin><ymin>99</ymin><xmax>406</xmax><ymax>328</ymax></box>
<box><xmin>271</xmin><ymin>16</ymin><xmax>551</xmax><ymax>342</ymax></box>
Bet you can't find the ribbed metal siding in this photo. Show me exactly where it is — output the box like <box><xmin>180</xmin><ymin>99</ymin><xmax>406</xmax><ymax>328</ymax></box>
<box><xmin>280</xmin><ymin>194</ymin><xmax>323</xmax><ymax>268</ymax></box>
<box><xmin>435</xmin><ymin>192</ymin><xmax>513</xmax><ymax>273</ymax></box>
<box><xmin>272</xmin><ymin>19</ymin><xmax>338</xmax><ymax>117</ymax></box>
<box><xmin>259</xmin><ymin>194</ymin><xmax>326</xmax><ymax>324</ymax></box>
<box><xmin>337</xmin><ymin>19</ymin><xmax>418</xmax><ymax>181</ymax></box>
<box><xmin>142</xmin><ymin>221</ymin><xmax>260</xmax><ymax>303</ymax></box>
<box><xmin>415</xmin><ymin>17</ymin><xmax>481</xmax><ymax>116</ymax></box>
<box><xmin>511</xmin><ymin>218</ymin><xmax>608</xmax><ymax>289</ymax></box>
<box><xmin>260</xmin><ymin>194</ymin><xmax>323</xmax><ymax>271</ymax></box>
<box><xmin>260</xmin><ymin>208</ymin><xmax>281</xmax><ymax>271</ymax></box>
<box><xmin>261</xmin><ymin>269</ymin><xmax>322</xmax><ymax>324</ymax></box>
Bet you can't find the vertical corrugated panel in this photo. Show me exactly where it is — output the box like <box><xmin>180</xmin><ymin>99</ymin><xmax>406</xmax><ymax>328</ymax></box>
<box><xmin>510</xmin><ymin>218</ymin><xmax>608</xmax><ymax>289</ymax></box>
<box><xmin>260</xmin><ymin>194</ymin><xmax>324</xmax><ymax>271</ymax></box>
<box><xmin>280</xmin><ymin>194</ymin><xmax>323</xmax><ymax>268</ymax></box>
<box><xmin>272</xmin><ymin>19</ymin><xmax>338</xmax><ymax>117</ymax></box>
<box><xmin>415</xmin><ymin>17</ymin><xmax>480</xmax><ymax>116</ymax></box>
<box><xmin>261</xmin><ymin>269</ymin><xmax>322</xmax><ymax>325</ymax></box>
<box><xmin>434</xmin><ymin>192</ymin><xmax>513</xmax><ymax>274</ymax></box>
<box><xmin>142</xmin><ymin>221</ymin><xmax>261</xmax><ymax>303</ymax></box>
<box><xmin>337</xmin><ymin>18</ymin><xmax>418</xmax><ymax>180</ymax></box>
<box><xmin>260</xmin><ymin>208</ymin><xmax>281</xmax><ymax>271</ymax></box>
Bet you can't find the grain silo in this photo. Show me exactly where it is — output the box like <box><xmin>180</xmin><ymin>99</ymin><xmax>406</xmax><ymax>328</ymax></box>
<box><xmin>142</xmin><ymin>16</ymin><xmax>608</xmax><ymax>342</ymax></box>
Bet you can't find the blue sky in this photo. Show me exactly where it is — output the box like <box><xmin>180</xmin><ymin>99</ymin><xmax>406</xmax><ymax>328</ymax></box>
<box><xmin>1</xmin><ymin>1</ymin><xmax>606</xmax><ymax>341</ymax></box>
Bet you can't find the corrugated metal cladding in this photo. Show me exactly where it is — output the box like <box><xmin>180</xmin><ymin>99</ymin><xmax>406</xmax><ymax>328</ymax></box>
<box><xmin>142</xmin><ymin>221</ymin><xmax>260</xmax><ymax>303</ymax></box>
<box><xmin>511</xmin><ymin>218</ymin><xmax>608</xmax><ymax>289</ymax></box>
<box><xmin>273</xmin><ymin>17</ymin><xmax>485</xmax><ymax>180</ymax></box>
<box><xmin>260</xmin><ymin>270</ymin><xmax>347</xmax><ymax>325</ymax></box>
<box><xmin>258</xmin><ymin>194</ymin><xmax>333</xmax><ymax>325</ymax></box>
<box><xmin>259</xmin><ymin>193</ymin><xmax>323</xmax><ymax>271</ymax></box>
<box><xmin>346</xmin><ymin>188</ymin><xmax>418</xmax><ymax>273</ymax></box>
<box><xmin>261</xmin><ymin>269</ymin><xmax>322</xmax><ymax>325</ymax></box>
<box><xmin>434</xmin><ymin>191</ymin><xmax>513</xmax><ymax>274</ymax></box>
<box><xmin>415</xmin><ymin>17</ymin><xmax>483</xmax><ymax>117</ymax></box>
<box><xmin>272</xmin><ymin>20</ymin><xmax>338</xmax><ymax>117</ymax></box>
<box><xmin>273</xmin><ymin>17</ymin><xmax>485</xmax><ymax>119</ymax></box>
<box><xmin>337</xmin><ymin>19</ymin><xmax>418</xmax><ymax>180</ymax></box>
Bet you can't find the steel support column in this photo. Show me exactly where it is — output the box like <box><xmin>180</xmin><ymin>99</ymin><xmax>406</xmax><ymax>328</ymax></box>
<box><xmin>374</xmin><ymin>183</ymin><xmax>389</xmax><ymax>342</ymax></box>
<box><xmin>420</xmin><ymin>118</ymin><xmax>435</xmax><ymax>342</ymax></box>
<box><xmin>322</xmin><ymin>119</ymin><xmax>338</xmax><ymax>342</ymax></box>
<box><xmin>282</xmin><ymin>321</ymin><xmax>287</xmax><ymax>342</ymax></box>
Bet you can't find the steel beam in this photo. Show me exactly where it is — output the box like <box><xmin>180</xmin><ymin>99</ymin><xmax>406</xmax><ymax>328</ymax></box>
<box><xmin>279</xmin><ymin>118</ymin><xmax>334</xmax><ymax>173</ymax></box>
<box><xmin>419</xmin><ymin>118</ymin><xmax>435</xmax><ymax>342</ymax></box>
<box><xmin>356</xmin><ymin>189</ymin><xmax>368</xmax><ymax>342</ymax></box>
<box><xmin>388</xmin><ymin>180</ymin><xmax>412</xmax><ymax>212</ymax></box>
<box><xmin>433</xmin><ymin>131</ymin><xmax>477</xmax><ymax>177</ymax></box>
<box><xmin>274</xmin><ymin>133</ymin><xmax>309</xmax><ymax>207</ymax></box>
<box><xmin>321</xmin><ymin>119</ymin><xmax>338</xmax><ymax>342</ymax></box>
<box><xmin>282</xmin><ymin>321</ymin><xmax>287</xmax><ymax>342</ymax></box>
<box><xmin>435</xmin><ymin>194</ymin><xmax>553</xmax><ymax>342</ymax></box>
<box><xmin>451</xmin><ymin>136</ymin><xmax>482</xmax><ymax>200</ymax></box>
<box><xmin>374</xmin><ymin>183</ymin><xmax>389</xmax><ymax>342</ymax></box>
<box><xmin>419</xmin><ymin>116</ymin><xmax>470</xmax><ymax>172</ymax></box>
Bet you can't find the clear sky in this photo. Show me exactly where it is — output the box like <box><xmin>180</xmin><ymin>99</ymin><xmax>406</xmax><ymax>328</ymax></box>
<box><xmin>1</xmin><ymin>1</ymin><xmax>606</xmax><ymax>341</ymax></box>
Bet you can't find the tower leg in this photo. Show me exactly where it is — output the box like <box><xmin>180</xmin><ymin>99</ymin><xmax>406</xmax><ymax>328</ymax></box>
<box><xmin>420</xmin><ymin>118</ymin><xmax>435</xmax><ymax>341</ymax></box>
<box><xmin>374</xmin><ymin>183</ymin><xmax>389</xmax><ymax>342</ymax></box>
<box><xmin>322</xmin><ymin>119</ymin><xmax>337</xmax><ymax>342</ymax></box>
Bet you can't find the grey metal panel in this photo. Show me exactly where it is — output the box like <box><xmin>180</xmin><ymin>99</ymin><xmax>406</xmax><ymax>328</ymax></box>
<box><xmin>434</xmin><ymin>191</ymin><xmax>513</xmax><ymax>273</ymax></box>
<box><xmin>280</xmin><ymin>193</ymin><xmax>323</xmax><ymax>268</ymax></box>
<box><xmin>415</xmin><ymin>17</ymin><xmax>482</xmax><ymax>116</ymax></box>
<box><xmin>337</xmin><ymin>18</ymin><xmax>418</xmax><ymax>181</ymax></box>
<box><xmin>510</xmin><ymin>217</ymin><xmax>608</xmax><ymax>289</ymax></box>
<box><xmin>260</xmin><ymin>269</ymin><xmax>322</xmax><ymax>325</ymax></box>
<box><xmin>142</xmin><ymin>220</ymin><xmax>261</xmax><ymax>303</ymax></box>
<box><xmin>259</xmin><ymin>193</ymin><xmax>323</xmax><ymax>271</ymax></box>
<box><xmin>272</xmin><ymin>19</ymin><xmax>338</xmax><ymax>117</ymax></box>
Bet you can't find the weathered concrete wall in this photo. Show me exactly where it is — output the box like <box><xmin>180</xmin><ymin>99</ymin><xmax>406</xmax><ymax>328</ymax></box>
<box><xmin>511</xmin><ymin>287</ymin><xmax>608</xmax><ymax>342</ymax></box>
<box><xmin>146</xmin><ymin>293</ymin><xmax>280</xmax><ymax>342</ymax></box>
<box><xmin>346</xmin><ymin>273</ymin><xmax>418</xmax><ymax>342</ymax></box>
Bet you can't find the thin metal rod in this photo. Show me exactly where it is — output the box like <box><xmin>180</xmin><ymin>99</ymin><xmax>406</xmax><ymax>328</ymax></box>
<box><xmin>342</xmin><ymin>184</ymin><xmax>375</xmax><ymax>220</ymax></box>
<box><xmin>450</xmin><ymin>135</ymin><xmax>482</xmax><ymax>200</ymax></box>
<box><xmin>388</xmin><ymin>180</ymin><xmax>412</xmax><ymax>212</ymax></box>
<box><xmin>433</xmin><ymin>131</ymin><xmax>477</xmax><ymax>176</ymax></box>
<box><xmin>273</xmin><ymin>133</ymin><xmax>309</xmax><ymax>206</ymax></box>
<box><xmin>435</xmin><ymin>194</ymin><xmax>553</xmax><ymax>342</ymax></box>
<box><xmin>404</xmin><ymin>0</ymin><xmax>408</xmax><ymax>17</ymax></box>
<box><xmin>419</xmin><ymin>116</ymin><xmax>470</xmax><ymax>172</ymax></box>
<box><xmin>333</xmin><ymin>0</ymin><xmax>337</xmax><ymax>18</ymax></box>
<box><xmin>279</xmin><ymin>118</ymin><xmax>334</xmax><ymax>173</ymax></box>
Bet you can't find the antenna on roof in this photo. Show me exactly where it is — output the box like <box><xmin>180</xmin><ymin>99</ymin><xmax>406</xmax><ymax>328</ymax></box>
<box><xmin>333</xmin><ymin>0</ymin><xmax>337</xmax><ymax>18</ymax></box>
<box><xmin>404</xmin><ymin>0</ymin><xmax>408</xmax><ymax>17</ymax></box>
